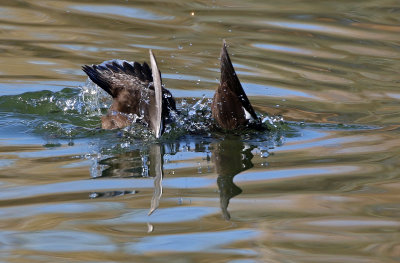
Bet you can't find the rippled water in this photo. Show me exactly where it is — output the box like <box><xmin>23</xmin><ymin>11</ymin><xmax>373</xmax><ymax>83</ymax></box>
<box><xmin>0</xmin><ymin>0</ymin><xmax>400</xmax><ymax>262</ymax></box>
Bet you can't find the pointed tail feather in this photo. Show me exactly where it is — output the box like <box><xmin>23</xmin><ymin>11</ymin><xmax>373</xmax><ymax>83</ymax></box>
<box><xmin>220</xmin><ymin>40</ymin><xmax>258</xmax><ymax>121</ymax></box>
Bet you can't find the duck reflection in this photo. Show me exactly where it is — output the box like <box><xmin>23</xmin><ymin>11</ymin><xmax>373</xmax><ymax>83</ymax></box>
<box><xmin>148</xmin><ymin>144</ymin><xmax>163</xmax><ymax>215</ymax></box>
<box><xmin>90</xmin><ymin>143</ymin><xmax>170</xmax><ymax>215</ymax></box>
<box><xmin>90</xmin><ymin>136</ymin><xmax>257</xmax><ymax>219</ymax></box>
<box><xmin>211</xmin><ymin>136</ymin><xmax>255</xmax><ymax>220</ymax></box>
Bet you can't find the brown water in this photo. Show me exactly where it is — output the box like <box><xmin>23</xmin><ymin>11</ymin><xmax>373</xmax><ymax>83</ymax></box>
<box><xmin>0</xmin><ymin>0</ymin><xmax>400</xmax><ymax>262</ymax></box>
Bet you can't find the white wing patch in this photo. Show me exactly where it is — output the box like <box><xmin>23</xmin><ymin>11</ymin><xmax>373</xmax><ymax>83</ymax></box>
<box><xmin>243</xmin><ymin>107</ymin><xmax>253</xmax><ymax>120</ymax></box>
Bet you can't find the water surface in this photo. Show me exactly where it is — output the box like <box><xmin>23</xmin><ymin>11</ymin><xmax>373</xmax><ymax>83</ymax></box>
<box><xmin>0</xmin><ymin>0</ymin><xmax>400</xmax><ymax>262</ymax></box>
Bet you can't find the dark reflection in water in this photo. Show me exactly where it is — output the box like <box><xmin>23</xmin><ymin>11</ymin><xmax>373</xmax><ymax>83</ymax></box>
<box><xmin>212</xmin><ymin>136</ymin><xmax>255</xmax><ymax>220</ymax></box>
<box><xmin>148</xmin><ymin>144</ymin><xmax>163</xmax><ymax>215</ymax></box>
<box><xmin>89</xmin><ymin>135</ymin><xmax>268</xmax><ymax>219</ymax></box>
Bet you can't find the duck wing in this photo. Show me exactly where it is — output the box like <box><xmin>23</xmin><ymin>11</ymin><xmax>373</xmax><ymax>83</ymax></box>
<box><xmin>82</xmin><ymin>59</ymin><xmax>153</xmax><ymax>98</ymax></box>
<box><xmin>220</xmin><ymin>41</ymin><xmax>258</xmax><ymax>121</ymax></box>
<box><xmin>82</xmin><ymin>54</ymin><xmax>176</xmax><ymax>138</ymax></box>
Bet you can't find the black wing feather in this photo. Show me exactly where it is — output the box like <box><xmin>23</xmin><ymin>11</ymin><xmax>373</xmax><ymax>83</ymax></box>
<box><xmin>133</xmin><ymin>62</ymin><xmax>145</xmax><ymax>81</ymax></box>
<box><xmin>122</xmin><ymin>62</ymin><xmax>136</xmax><ymax>75</ymax></box>
<box><xmin>82</xmin><ymin>65</ymin><xmax>113</xmax><ymax>96</ymax></box>
<box><xmin>142</xmin><ymin>62</ymin><xmax>153</xmax><ymax>82</ymax></box>
<box><xmin>82</xmin><ymin>60</ymin><xmax>153</xmax><ymax>98</ymax></box>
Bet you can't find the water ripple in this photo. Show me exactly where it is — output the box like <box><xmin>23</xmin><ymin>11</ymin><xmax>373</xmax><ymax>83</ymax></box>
<box><xmin>263</xmin><ymin>20</ymin><xmax>399</xmax><ymax>41</ymax></box>
<box><xmin>0</xmin><ymin>0</ymin><xmax>399</xmax><ymax>262</ymax></box>
<box><xmin>69</xmin><ymin>5</ymin><xmax>174</xmax><ymax>21</ymax></box>
<box><xmin>127</xmin><ymin>229</ymin><xmax>260</xmax><ymax>254</ymax></box>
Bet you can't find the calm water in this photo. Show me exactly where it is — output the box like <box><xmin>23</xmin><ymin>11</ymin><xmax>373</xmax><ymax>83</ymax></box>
<box><xmin>0</xmin><ymin>0</ymin><xmax>400</xmax><ymax>262</ymax></box>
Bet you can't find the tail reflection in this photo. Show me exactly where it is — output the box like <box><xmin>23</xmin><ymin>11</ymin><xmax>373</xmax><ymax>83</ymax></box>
<box><xmin>148</xmin><ymin>144</ymin><xmax>163</xmax><ymax>215</ymax></box>
<box><xmin>89</xmin><ymin>136</ymin><xmax>261</xmax><ymax>219</ymax></box>
<box><xmin>212</xmin><ymin>136</ymin><xmax>254</xmax><ymax>220</ymax></box>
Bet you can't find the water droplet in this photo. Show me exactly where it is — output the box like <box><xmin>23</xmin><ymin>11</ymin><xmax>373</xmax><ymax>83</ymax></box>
<box><xmin>261</xmin><ymin>151</ymin><xmax>270</xmax><ymax>158</ymax></box>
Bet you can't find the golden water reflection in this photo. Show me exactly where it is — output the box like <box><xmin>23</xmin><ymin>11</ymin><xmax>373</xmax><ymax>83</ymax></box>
<box><xmin>1</xmin><ymin>126</ymin><xmax>399</xmax><ymax>261</ymax></box>
<box><xmin>0</xmin><ymin>0</ymin><xmax>400</xmax><ymax>262</ymax></box>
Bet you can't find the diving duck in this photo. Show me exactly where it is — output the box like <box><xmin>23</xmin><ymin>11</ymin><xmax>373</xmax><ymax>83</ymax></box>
<box><xmin>82</xmin><ymin>50</ymin><xmax>176</xmax><ymax>138</ymax></box>
<box><xmin>82</xmin><ymin>42</ymin><xmax>262</xmax><ymax>137</ymax></box>
<box><xmin>211</xmin><ymin>41</ymin><xmax>262</xmax><ymax>130</ymax></box>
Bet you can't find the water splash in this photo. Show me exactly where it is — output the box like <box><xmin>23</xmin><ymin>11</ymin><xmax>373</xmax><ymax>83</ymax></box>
<box><xmin>173</xmin><ymin>96</ymin><xmax>214</xmax><ymax>134</ymax></box>
<box><xmin>0</xmin><ymin>79</ymin><xmax>287</xmax><ymax>141</ymax></box>
<box><xmin>79</xmin><ymin>79</ymin><xmax>112</xmax><ymax>116</ymax></box>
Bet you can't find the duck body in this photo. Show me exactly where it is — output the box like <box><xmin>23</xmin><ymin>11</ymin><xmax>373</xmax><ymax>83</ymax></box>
<box><xmin>211</xmin><ymin>42</ymin><xmax>263</xmax><ymax>131</ymax></box>
<box><xmin>82</xmin><ymin>54</ymin><xmax>176</xmax><ymax>137</ymax></box>
<box><xmin>82</xmin><ymin>43</ymin><xmax>265</xmax><ymax>137</ymax></box>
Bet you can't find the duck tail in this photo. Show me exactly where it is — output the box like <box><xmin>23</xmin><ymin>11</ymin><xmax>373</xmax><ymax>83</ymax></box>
<box><xmin>220</xmin><ymin>40</ymin><xmax>258</xmax><ymax>121</ymax></box>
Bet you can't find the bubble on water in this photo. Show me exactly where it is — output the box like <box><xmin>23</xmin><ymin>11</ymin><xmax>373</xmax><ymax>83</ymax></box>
<box><xmin>197</xmin><ymin>162</ymin><xmax>202</xmax><ymax>174</ymax></box>
<box><xmin>141</xmin><ymin>155</ymin><xmax>149</xmax><ymax>177</ymax></box>
<box><xmin>260</xmin><ymin>114</ymin><xmax>285</xmax><ymax>130</ymax></box>
<box><xmin>89</xmin><ymin>192</ymin><xmax>99</xmax><ymax>199</ymax></box>
<box><xmin>260</xmin><ymin>151</ymin><xmax>270</xmax><ymax>158</ymax></box>
<box><xmin>120</xmin><ymin>142</ymin><xmax>130</xmax><ymax>148</ymax></box>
